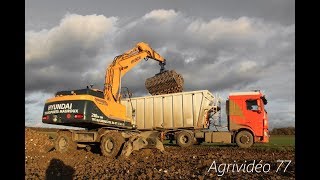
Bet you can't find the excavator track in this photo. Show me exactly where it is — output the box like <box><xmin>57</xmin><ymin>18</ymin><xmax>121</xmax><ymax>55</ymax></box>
<box><xmin>145</xmin><ymin>70</ymin><xmax>184</xmax><ymax>95</ymax></box>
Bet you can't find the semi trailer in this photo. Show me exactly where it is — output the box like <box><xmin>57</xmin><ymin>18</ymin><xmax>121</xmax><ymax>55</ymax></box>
<box><xmin>121</xmin><ymin>90</ymin><xmax>269</xmax><ymax>148</ymax></box>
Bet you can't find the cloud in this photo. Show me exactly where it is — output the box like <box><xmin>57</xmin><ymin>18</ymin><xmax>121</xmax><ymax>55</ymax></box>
<box><xmin>25</xmin><ymin>9</ymin><xmax>294</xmax><ymax>129</ymax></box>
<box><xmin>187</xmin><ymin>17</ymin><xmax>258</xmax><ymax>42</ymax></box>
<box><xmin>143</xmin><ymin>9</ymin><xmax>178</xmax><ymax>21</ymax></box>
<box><xmin>26</xmin><ymin>13</ymin><xmax>117</xmax><ymax>62</ymax></box>
<box><xmin>25</xmin><ymin>13</ymin><xmax>118</xmax><ymax>93</ymax></box>
<box><xmin>25</xmin><ymin>91</ymin><xmax>52</xmax><ymax>125</ymax></box>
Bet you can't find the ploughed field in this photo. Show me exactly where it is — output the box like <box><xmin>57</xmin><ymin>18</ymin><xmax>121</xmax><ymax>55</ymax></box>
<box><xmin>25</xmin><ymin>128</ymin><xmax>295</xmax><ymax>179</ymax></box>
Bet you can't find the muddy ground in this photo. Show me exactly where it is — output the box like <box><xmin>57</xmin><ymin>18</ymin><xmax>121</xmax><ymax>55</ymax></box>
<box><xmin>25</xmin><ymin>128</ymin><xmax>295</xmax><ymax>179</ymax></box>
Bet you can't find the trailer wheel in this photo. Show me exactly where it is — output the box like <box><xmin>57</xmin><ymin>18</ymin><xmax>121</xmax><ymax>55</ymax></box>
<box><xmin>235</xmin><ymin>130</ymin><xmax>253</xmax><ymax>148</ymax></box>
<box><xmin>100</xmin><ymin>132</ymin><xmax>125</xmax><ymax>158</ymax></box>
<box><xmin>176</xmin><ymin>131</ymin><xmax>193</xmax><ymax>147</ymax></box>
<box><xmin>55</xmin><ymin>131</ymin><xmax>77</xmax><ymax>153</ymax></box>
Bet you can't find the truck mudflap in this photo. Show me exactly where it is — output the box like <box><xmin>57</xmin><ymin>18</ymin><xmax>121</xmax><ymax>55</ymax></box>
<box><xmin>121</xmin><ymin>131</ymin><xmax>165</xmax><ymax>157</ymax></box>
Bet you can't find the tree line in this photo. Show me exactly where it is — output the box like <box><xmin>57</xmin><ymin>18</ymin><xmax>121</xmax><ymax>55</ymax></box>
<box><xmin>270</xmin><ymin>127</ymin><xmax>295</xmax><ymax>135</ymax></box>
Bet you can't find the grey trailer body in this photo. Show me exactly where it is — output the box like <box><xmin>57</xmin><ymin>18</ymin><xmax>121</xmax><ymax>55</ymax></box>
<box><xmin>121</xmin><ymin>90</ymin><xmax>218</xmax><ymax>130</ymax></box>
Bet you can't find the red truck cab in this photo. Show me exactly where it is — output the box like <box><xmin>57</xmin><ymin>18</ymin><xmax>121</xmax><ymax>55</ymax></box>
<box><xmin>227</xmin><ymin>90</ymin><xmax>269</xmax><ymax>147</ymax></box>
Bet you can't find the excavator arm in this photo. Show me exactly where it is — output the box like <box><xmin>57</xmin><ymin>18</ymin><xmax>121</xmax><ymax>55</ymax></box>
<box><xmin>104</xmin><ymin>42</ymin><xmax>166</xmax><ymax>102</ymax></box>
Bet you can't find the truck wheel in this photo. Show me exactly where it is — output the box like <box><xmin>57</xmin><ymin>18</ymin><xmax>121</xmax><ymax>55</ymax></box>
<box><xmin>55</xmin><ymin>131</ymin><xmax>77</xmax><ymax>153</ymax></box>
<box><xmin>100</xmin><ymin>132</ymin><xmax>125</xmax><ymax>158</ymax></box>
<box><xmin>176</xmin><ymin>131</ymin><xmax>193</xmax><ymax>147</ymax></box>
<box><xmin>235</xmin><ymin>130</ymin><xmax>253</xmax><ymax>148</ymax></box>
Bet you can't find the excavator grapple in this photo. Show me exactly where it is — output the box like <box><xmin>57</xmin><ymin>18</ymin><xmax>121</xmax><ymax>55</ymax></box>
<box><xmin>145</xmin><ymin>70</ymin><xmax>184</xmax><ymax>95</ymax></box>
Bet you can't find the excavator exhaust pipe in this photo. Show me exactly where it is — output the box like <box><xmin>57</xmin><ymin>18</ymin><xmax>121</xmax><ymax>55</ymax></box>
<box><xmin>145</xmin><ymin>70</ymin><xmax>184</xmax><ymax>95</ymax></box>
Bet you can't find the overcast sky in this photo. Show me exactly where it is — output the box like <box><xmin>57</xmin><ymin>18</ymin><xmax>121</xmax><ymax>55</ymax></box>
<box><xmin>25</xmin><ymin>0</ymin><xmax>295</xmax><ymax>129</ymax></box>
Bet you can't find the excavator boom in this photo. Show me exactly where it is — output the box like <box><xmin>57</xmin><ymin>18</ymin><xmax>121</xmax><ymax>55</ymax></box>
<box><xmin>104</xmin><ymin>42</ymin><xmax>183</xmax><ymax>102</ymax></box>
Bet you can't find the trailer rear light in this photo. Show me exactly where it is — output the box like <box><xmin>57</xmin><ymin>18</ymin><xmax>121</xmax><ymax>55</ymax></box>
<box><xmin>74</xmin><ymin>114</ymin><xmax>84</xmax><ymax>119</ymax></box>
<box><xmin>42</xmin><ymin>115</ymin><xmax>49</xmax><ymax>120</ymax></box>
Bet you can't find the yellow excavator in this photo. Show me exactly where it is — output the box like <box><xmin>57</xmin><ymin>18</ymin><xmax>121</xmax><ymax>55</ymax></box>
<box><xmin>42</xmin><ymin>42</ymin><xmax>184</xmax><ymax>157</ymax></box>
